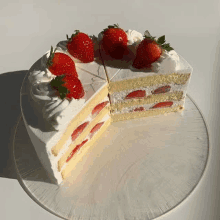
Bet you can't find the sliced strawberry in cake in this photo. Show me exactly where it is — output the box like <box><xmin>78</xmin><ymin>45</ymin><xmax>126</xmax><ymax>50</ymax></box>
<box><xmin>90</xmin><ymin>122</ymin><xmax>105</xmax><ymax>138</ymax></box>
<box><xmin>133</xmin><ymin>107</ymin><xmax>145</xmax><ymax>112</ymax></box>
<box><xmin>71</xmin><ymin>121</ymin><xmax>90</xmax><ymax>142</ymax></box>
<box><xmin>125</xmin><ymin>90</ymin><xmax>146</xmax><ymax>99</ymax></box>
<box><xmin>92</xmin><ymin>101</ymin><xmax>109</xmax><ymax>116</ymax></box>
<box><xmin>151</xmin><ymin>101</ymin><xmax>173</xmax><ymax>109</ymax></box>
<box><xmin>66</xmin><ymin>139</ymin><xmax>88</xmax><ymax>163</ymax></box>
<box><xmin>152</xmin><ymin>85</ymin><xmax>171</xmax><ymax>94</ymax></box>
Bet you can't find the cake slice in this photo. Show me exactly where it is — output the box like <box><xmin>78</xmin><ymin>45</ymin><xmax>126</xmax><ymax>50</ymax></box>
<box><xmin>21</xmin><ymin>27</ymin><xmax>193</xmax><ymax>185</ymax></box>
<box><xmin>98</xmin><ymin>26</ymin><xmax>193</xmax><ymax>122</ymax></box>
<box><xmin>21</xmin><ymin>32</ymin><xmax>111</xmax><ymax>184</ymax></box>
<box><xmin>108</xmin><ymin>55</ymin><xmax>192</xmax><ymax>122</ymax></box>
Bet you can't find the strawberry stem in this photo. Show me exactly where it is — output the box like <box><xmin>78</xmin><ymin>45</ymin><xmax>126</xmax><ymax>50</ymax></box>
<box><xmin>67</xmin><ymin>30</ymin><xmax>80</xmax><ymax>42</ymax></box>
<box><xmin>143</xmin><ymin>30</ymin><xmax>174</xmax><ymax>52</ymax></box>
<box><xmin>50</xmin><ymin>75</ymin><xmax>69</xmax><ymax>100</ymax></box>
<box><xmin>101</xmin><ymin>23</ymin><xmax>121</xmax><ymax>34</ymax></box>
<box><xmin>46</xmin><ymin>46</ymin><xmax>57</xmax><ymax>68</ymax></box>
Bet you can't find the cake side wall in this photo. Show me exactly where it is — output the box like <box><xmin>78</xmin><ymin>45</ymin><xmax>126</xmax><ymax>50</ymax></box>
<box><xmin>51</xmin><ymin>83</ymin><xmax>109</xmax><ymax>156</ymax></box>
<box><xmin>20</xmin><ymin>73</ymin><xmax>64</xmax><ymax>184</ymax></box>
<box><xmin>105</xmin><ymin>52</ymin><xmax>192</xmax><ymax>122</ymax></box>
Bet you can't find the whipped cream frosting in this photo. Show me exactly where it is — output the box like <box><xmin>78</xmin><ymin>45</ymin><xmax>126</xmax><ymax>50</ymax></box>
<box><xmin>28</xmin><ymin>30</ymin><xmax>182</xmax><ymax>130</ymax></box>
<box><xmin>126</xmin><ymin>30</ymin><xmax>181</xmax><ymax>73</ymax></box>
<box><xmin>28</xmin><ymin>51</ymin><xmax>86</xmax><ymax>130</ymax></box>
<box><xmin>125</xmin><ymin>29</ymin><xmax>143</xmax><ymax>56</ymax></box>
<box><xmin>151</xmin><ymin>50</ymin><xmax>181</xmax><ymax>73</ymax></box>
<box><xmin>126</xmin><ymin>29</ymin><xmax>143</xmax><ymax>46</ymax></box>
<box><xmin>110</xmin><ymin>82</ymin><xmax>188</xmax><ymax>103</ymax></box>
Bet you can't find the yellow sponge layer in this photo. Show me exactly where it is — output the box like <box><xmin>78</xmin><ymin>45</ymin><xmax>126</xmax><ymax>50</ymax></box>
<box><xmin>109</xmin><ymin>73</ymin><xmax>191</xmax><ymax>93</ymax></box>
<box><xmin>111</xmin><ymin>105</ymin><xmax>183</xmax><ymax>122</ymax></box>
<box><xmin>111</xmin><ymin>91</ymin><xmax>183</xmax><ymax>112</ymax></box>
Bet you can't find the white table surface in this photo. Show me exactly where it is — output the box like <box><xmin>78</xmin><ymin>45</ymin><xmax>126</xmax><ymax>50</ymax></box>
<box><xmin>0</xmin><ymin>0</ymin><xmax>220</xmax><ymax>219</ymax></box>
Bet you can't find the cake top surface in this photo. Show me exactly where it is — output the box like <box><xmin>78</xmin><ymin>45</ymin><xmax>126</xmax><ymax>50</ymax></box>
<box><xmin>22</xmin><ymin>26</ymin><xmax>193</xmax><ymax>143</ymax></box>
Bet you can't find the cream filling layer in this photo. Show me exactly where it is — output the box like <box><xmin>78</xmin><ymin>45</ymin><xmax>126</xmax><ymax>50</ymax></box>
<box><xmin>110</xmin><ymin>82</ymin><xmax>188</xmax><ymax>103</ymax></box>
<box><xmin>111</xmin><ymin>91</ymin><xmax>183</xmax><ymax>112</ymax></box>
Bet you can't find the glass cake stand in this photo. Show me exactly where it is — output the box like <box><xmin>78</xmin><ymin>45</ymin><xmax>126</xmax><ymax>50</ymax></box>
<box><xmin>13</xmin><ymin>95</ymin><xmax>209</xmax><ymax>220</ymax></box>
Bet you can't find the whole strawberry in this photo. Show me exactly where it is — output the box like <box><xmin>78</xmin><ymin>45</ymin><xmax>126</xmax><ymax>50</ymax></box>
<box><xmin>46</xmin><ymin>46</ymin><xmax>78</xmax><ymax>77</ymax></box>
<box><xmin>101</xmin><ymin>24</ymin><xmax>128</xmax><ymax>59</ymax></box>
<box><xmin>132</xmin><ymin>31</ymin><xmax>174</xmax><ymax>69</ymax></box>
<box><xmin>50</xmin><ymin>74</ymin><xmax>84</xmax><ymax>100</ymax></box>
<box><xmin>67</xmin><ymin>30</ymin><xmax>94</xmax><ymax>63</ymax></box>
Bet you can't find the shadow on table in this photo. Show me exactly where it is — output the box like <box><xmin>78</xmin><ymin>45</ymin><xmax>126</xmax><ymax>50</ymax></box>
<box><xmin>14</xmin><ymin>116</ymin><xmax>56</xmax><ymax>184</ymax></box>
<box><xmin>0</xmin><ymin>69</ymin><xmax>55</xmax><ymax>185</ymax></box>
<box><xmin>0</xmin><ymin>70</ymin><xmax>28</xmax><ymax>180</ymax></box>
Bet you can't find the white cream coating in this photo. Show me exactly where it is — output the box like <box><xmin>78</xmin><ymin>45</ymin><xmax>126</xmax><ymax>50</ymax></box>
<box><xmin>151</xmin><ymin>50</ymin><xmax>181</xmax><ymax>74</ymax></box>
<box><xmin>126</xmin><ymin>29</ymin><xmax>143</xmax><ymax>55</ymax></box>
<box><xmin>111</xmin><ymin>54</ymin><xmax>192</xmax><ymax>83</ymax></box>
<box><xmin>110</xmin><ymin>82</ymin><xmax>189</xmax><ymax>103</ymax></box>
<box><xmin>113</xmin><ymin>100</ymin><xmax>185</xmax><ymax>114</ymax></box>
<box><xmin>28</xmin><ymin>41</ymin><xmax>108</xmax><ymax>131</ymax></box>
<box><xmin>22</xmin><ymin>74</ymin><xmax>110</xmax><ymax>184</ymax></box>
<box><xmin>129</xmin><ymin>49</ymin><xmax>181</xmax><ymax>74</ymax></box>
<box><xmin>24</xmin><ymin>41</ymin><xmax>109</xmax><ymax>184</ymax></box>
<box><xmin>23</xmin><ymin>30</ymin><xmax>193</xmax><ymax>185</ymax></box>
<box><xmin>28</xmin><ymin>51</ymin><xmax>86</xmax><ymax>130</ymax></box>
<box><xmin>98</xmin><ymin>29</ymin><xmax>185</xmax><ymax>75</ymax></box>
<box><xmin>124</xmin><ymin>30</ymin><xmax>181</xmax><ymax>74</ymax></box>
<box><xmin>126</xmin><ymin>30</ymin><xmax>143</xmax><ymax>45</ymax></box>
<box><xmin>21</xmin><ymin>101</ymin><xmax>64</xmax><ymax>184</ymax></box>
<box><xmin>24</xmin><ymin>102</ymin><xmax>110</xmax><ymax>185</ymax></box>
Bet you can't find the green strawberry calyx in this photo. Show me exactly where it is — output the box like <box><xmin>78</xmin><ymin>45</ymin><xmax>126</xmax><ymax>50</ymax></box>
<box><xmin>46</xmin><ymin>46</ymin><xmax>57</xmax><ymax>68</ymax></box>
<box><xmin>50</xmin><ymin>75</ymin><xmax>69</xmax><ymax>100</ymax></box>
<box><xmin>66</xmin><ymin>30</ymin><xmax>80</xmax><ymax>43</ymax></box>
<box><xmin>101</xmin><ymin>23</ymin><xmax>121</xmax><ymax>34</ymax></box>
<box><xmin>144</xmin><ymin>30</ymin><xmax>174</xmax><ymax>52</ymax></box>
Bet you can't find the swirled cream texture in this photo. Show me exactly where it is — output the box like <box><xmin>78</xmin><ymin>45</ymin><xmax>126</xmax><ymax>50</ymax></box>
<box><xmin>126</xmin><ymin>30</ymin><xmax>181</xmax><ymax>73</ymax></box>
<box><xmin>125</xmin><ymin>30</ymin><xmax>143</xmax><ymax>56</ymax></box>
<box><xmin>28</xmin><ymin>52</ymin><xmax>85</xmax><ymax>130</ymax></box>
<box><xmin>151</xmin><ymin>50</ymin><xmax>181</xmax><ymax>73</ymax></box>
<box><xmin>126</xmin><ymin>29</ymin><xmax>143</xmax><ymax>46</ymax></box>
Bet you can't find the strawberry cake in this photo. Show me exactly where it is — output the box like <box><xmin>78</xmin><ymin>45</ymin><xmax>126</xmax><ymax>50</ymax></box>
<box><xmin>21</xmin><ymin>24</ymin><xmax>193</xmax><ymax>184</ymax></box>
